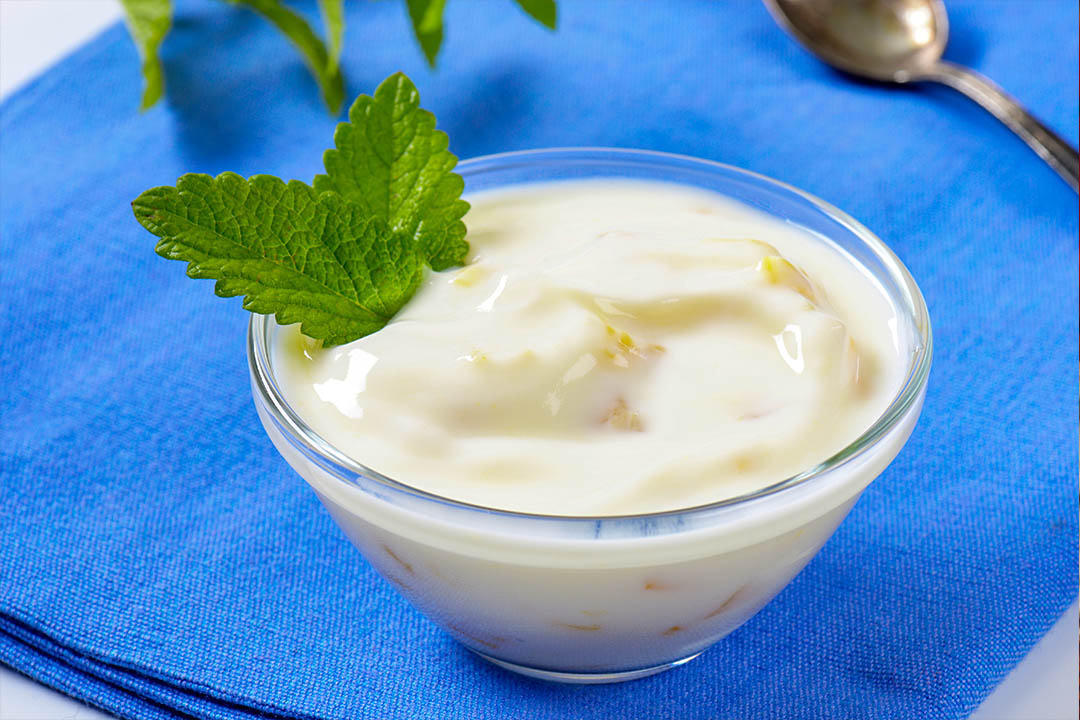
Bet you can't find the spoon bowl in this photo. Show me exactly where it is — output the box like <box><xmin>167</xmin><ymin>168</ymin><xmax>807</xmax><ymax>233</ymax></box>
<box><xmin>766</xmin><ymin>0</ymin><xmax>948</xmax><ymax>82</ymax></box>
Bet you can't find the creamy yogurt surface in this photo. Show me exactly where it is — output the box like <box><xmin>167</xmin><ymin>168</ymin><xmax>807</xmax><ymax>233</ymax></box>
<box><xmin>274</xmin><ymin>180</ymin><xmax>904</xmax><ymax>516</ymax></box>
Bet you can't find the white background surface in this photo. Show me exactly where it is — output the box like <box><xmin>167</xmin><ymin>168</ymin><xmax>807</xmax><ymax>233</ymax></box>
<box><xmin>0</xmin><ymin>2</ymin><xmax>1076</xmax><ymax>718</ymax></box>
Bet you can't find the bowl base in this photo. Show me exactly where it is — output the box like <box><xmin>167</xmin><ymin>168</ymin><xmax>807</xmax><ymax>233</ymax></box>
<box><xmin>470</xmin><ymin>649</ymin><xmax>704</xmax><ymax>684</ymax></box>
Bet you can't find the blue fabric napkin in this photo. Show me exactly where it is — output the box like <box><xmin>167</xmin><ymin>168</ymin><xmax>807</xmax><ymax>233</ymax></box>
<box><xmin>1</xmin><ymin>1</ymin><xmax>1077</xmax><ymax>718</ymax></box>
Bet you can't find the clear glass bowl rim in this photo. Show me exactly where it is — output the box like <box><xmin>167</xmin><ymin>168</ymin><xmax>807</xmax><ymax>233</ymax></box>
<box><xmin>248</xmin><ymin>147</ymin><xmax>933</xmax><ymax>523</ymax></box>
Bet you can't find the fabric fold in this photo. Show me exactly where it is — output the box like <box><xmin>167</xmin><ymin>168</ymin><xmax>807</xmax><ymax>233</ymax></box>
<box><xmin>0</xmin><ymin>612</ymin><xmax>321</xmax><ymax>720</ymax></box>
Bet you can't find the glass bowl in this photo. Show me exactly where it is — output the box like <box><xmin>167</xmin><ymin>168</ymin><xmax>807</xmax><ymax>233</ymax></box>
<box><xmin>248</xmin><ymin>148</ymin><xmax>932</xmax><ymax>683</ymax></box>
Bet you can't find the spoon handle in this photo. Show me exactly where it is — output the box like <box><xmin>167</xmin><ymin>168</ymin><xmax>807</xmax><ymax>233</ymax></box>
<box><xmin>924</xmin><ymin>61</ymin><xmax>1079</xmax><ymax>193</ymax></box>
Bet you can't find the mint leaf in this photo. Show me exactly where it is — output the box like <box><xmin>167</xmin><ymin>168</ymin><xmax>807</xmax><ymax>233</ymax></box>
<box><xmin>315</xmin><ymin>73</ymin><xmax>469</xmax><ymax>271</ymax></box>
<box><xmin>134</xmin><ymin>72</ymin><xmax>468</xmax><ymax>345</ymax></box>
<box><xmin>317</xmin><ymin>0</ymin><xmax>345</xmax><ymax>74</ymax></box>
<box><xmin>513</xmin><ymin>0</ymin><xmax>557</xmax><ymax>30</ymax></box>
<box><xmin>405</xmin><ymin>0</ymin><xmax>447</xmax><ymax>67</ymax></box>
<box><xmin>133</xmin><ymin>173</ymin><xmax>422</xmax><ymax>345</ymax></box>
<box><xmin>119</xmin><ymin>0</ymin><xmax>172</xmax><ymax>110</ymax></box>
<box><xmin>229</xmin><ymin>0</ymin><xmax>345</xmax><ymax>113</ymax></box>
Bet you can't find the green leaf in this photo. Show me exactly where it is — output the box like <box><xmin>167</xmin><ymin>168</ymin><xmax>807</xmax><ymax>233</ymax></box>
<box><xmin>315</xmin><ymin>72</ymin><xmax>470</xmax><ymax>271</ymax></box>
<box><xmin>119</xmin><ymin>0</ymin><xmax>172</xmax><ymax>110</ymax></box>
<box><xmin>405</xmin><ymin>0</ymin><xmax>447</xmax><ymax>67</ymax></box>
<box><xmin>513</xmin><ymin>0</ymin><xmax>557</xmax><ymax>30</ymax></box>
<box><xmin>317</xmin><ymin>0</ymin><xmax>345</xmax><ymax>74</ymax></box>
<box><xmin>229</xmin><ymin>0</ymin><xmax>345</xmax><ymax>113</ymax></box>
<box><xmin>133</xmin><ymin>173</ymin><xmax>423</xmax><ymax>345</ymax></box>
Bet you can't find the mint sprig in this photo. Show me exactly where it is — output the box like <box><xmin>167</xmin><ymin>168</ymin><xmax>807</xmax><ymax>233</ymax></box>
<box><xmin>119</xmin><ymin>0</ymin><xmax>172</xmax><ymax>111</ymax></box>
<box><xmin>316</xmin><ymin>73</ymin><xmax>469</xmax><ymax>271</ymax></box>
<box><xmin>513</xmin><ymin>0</ymin><xmax>558</xmax><ymax>30</ymax></box>
<box><xmin>119</xmin><ymin>0</ymin><xmax>557</xmax><ymax>112</ymax></box>
<box><xmin>405</xmin><ymin>0</ymin><xmax>447</xmax><ymax>67</ymax></box>
<box><xmin>406</xmin><ymin>0</ymin><xmax>556</xmax><ymax>67</ymax></box>
<box><xmin>133</xmin><ymin>73</ymin><xmax>466</xmax><ymax>346</ymax></box>
<box><xmin>317</xmin><ymin>0</ymin><xmax>345</xmax><ymax>75</ymax></box>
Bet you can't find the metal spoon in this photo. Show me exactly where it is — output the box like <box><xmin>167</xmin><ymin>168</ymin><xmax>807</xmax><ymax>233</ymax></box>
<box><xmin>764</xmin><ymin>0</ymin><xmax>1079</xmax><ymax>192</ymax></box>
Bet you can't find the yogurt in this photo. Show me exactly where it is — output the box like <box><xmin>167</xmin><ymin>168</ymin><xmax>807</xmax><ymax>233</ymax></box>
<box><xmin>274</xmin><ymin>180</ymin><xmax>903</xmax><ymax>515</ymax></box>
<box><xmin>251</xmin><ymin>167</ymin><xmax>928</xmax><ymax>681</ymax></box>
